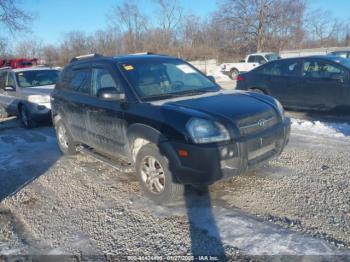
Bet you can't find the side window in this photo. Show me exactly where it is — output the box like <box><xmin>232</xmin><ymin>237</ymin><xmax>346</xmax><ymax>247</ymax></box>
<box><xmin>0</xmin><ymin>71</ymin><xmax>7</xmax><ymax>89</ymax></box>
<box><xmin>255</xmin><ymin>55</ymin><xmax>265</xmax><ymax>64</ymax></box>
<box><xmin>257</xmin><ymin>62</ymin><xmax>282</xmax><ymax>76</ymax></box>
<box><xmin>6</xmin><ymin>72</ymin><xmax>16</xmax><ymax>87</ymax></box>
<box><xmin>247</xmin><ymin>56</ymin><xmax>256</xmax><ymax>63</ymax></box>
<box><xmin>281</xmin><ymin>60</ymin><xmax>301</xmax><ymax>77</ymax></box>
<box><xmin>68</xmin><ymin>69</ymin><xmax>91</xmax><ymax>94</ymax></box>
<box><xmin>92</xmin><ymin>68</ymin><xmax>122</xmax><ymax>96</ymax></box>
<box><xmin>303</xmin><ymin>60</ymin><xmax>346</xmax><ymax>79</ymax></box>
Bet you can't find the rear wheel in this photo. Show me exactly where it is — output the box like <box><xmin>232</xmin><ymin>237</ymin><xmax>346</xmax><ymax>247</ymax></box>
<box><xmin>230</xmin><ymin>69</ymin><xmax>239</xmax><ymax>80</ymax></box>
<box><xmin>136</xmin><ymin>143</ymin><xmax>184</xmax><ymax>204</ymax></box>
<box><xmin>19</xmin><ymin>105</ymin><xmax>37</xmax><ymax>128</ymax></box>
<box><xmin>55</xmin><ymin>119</ymin><xmax>77</xmax><ymax>155</ymax></box>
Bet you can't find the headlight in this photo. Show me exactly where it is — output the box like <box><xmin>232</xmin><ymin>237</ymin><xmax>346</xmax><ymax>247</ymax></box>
<box><xmin>28</xmin><ymin>95</ymin><xmax>50</xmax><ymax>104</ymax></box>
<box><xmin>186</xmin><ymin>118</ymin><xmax>230</xmax><ymax>144</ymax></box>
<box><xmin>273</xmin><ymin>98</ymin><xmax>285</xmax><ymax>120</ymax></box>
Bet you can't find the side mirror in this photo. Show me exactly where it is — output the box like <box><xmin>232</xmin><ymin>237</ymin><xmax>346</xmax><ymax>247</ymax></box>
<box><xmin>4</xmin><ymin>85</ymin><xmax>15</xmax><ymax>91</ymax></box>
<box><xmin>97</xmin><ymin>87</ymin><xmax>126</xmax><ymax>101</ymax></box>
<box><xmin>207</xmin><ymin>75</ymin><xmax>216</xmax><ymax>83</ymax></box>
<box><xmin>330</xmin><ymin>74</ymin><xmax>344</xmax><ymax>83</ymax></box>
<box><xmin>260</xmin><ymin>60</ymin><xmax>267</xmax><ymax>65</ymax></box>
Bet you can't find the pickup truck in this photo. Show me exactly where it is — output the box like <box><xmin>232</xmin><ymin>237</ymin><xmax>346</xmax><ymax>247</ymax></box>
<box><xmin>220</xmin><ymin>52</ymin><xmax>280</xmax><ymax>79</ymax></box>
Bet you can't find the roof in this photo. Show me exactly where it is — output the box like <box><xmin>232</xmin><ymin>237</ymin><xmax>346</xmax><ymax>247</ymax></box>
<box><xmin>69</xmin><ymin>53</ymin><xmax>178</xmax><ymax>66</ymax></box>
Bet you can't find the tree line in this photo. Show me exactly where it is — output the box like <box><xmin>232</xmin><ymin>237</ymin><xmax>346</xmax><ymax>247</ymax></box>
<box><xmin>1</xmin><ymin>0</ymin><xmax>350</xmax><ymax>66</ymax></box>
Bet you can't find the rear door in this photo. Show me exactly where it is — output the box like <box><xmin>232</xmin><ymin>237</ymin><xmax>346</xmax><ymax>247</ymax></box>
<box><xmin>56</xmin><ymin>66</ymin><xmax>92</xmax><ymax>143</ymax></box>
<box><xmin>87</xmin><ymin>64</ymin><xmax>128</xmax><ymax>158</ymax></box>
<box><xmin>255</xmin><ymin>59</ymin><xmax>302</xmax><ymax>107</ymax></box>
<box><xmin>301</xmin><ymin>58</ymin><xmax>345</xmax><ymax>110</ymax></box>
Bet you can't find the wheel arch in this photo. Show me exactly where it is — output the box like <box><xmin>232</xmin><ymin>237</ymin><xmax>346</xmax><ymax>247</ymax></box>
<box><xmin>127</xmin><ymin>123</ymin><xmax>169</xmax><ymax>162</ymax></box>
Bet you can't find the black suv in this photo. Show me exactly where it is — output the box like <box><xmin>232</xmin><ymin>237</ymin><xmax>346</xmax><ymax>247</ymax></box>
<box><xmin>51</xmin><ymin>53</ymin><xmax>291</xmax><ymax>203</ymax></box>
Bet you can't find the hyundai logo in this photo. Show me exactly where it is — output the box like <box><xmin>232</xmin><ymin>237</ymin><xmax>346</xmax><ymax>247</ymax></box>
<box><xmin>257</xmin><ymin>119</ymin><xmax>266</xmax><ymax>127</ymax></box>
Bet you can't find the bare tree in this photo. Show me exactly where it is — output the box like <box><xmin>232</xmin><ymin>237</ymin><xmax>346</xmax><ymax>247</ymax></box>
<box><xmin>153</xmin><ymin>0</ymin><xmax>183</xmax><ymax>50</ymax></box>
<box><xmin>14</xmin><ymin>39</ymin><xmax>42</xmax><ymax>58</ymax></box>
<box><xmin>215</xmin><ymin>0</ymin><xmax>306</xmax><ymax>53</ymax></box>
<box><xmin>108</xmin><ymin>0</ymin><xmax>148</xmax><ymax>53</ymax></box>
<box><xmin>305</xmin><ymin>9</ymin><xmax>345</xmax><ymax>47</ymax></box>
<box><xmin>0</xmin><ymin>0</ymin><xmax>33</xmax><ymax>33</ymax></box>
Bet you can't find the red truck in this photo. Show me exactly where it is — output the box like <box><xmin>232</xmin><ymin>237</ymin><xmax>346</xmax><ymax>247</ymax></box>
<box><xmin>0</xmin><ymin>58</ymin><xmax>38</xmax><ymax>69</ymax></box>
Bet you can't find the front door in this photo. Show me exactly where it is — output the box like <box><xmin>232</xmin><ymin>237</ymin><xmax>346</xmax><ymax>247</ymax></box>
<box><xmin>86</xmin><ymin>65</ymin><xmax>128</xmax><ymax>158</ymax></box>
<box><xmin>301</xmin><ymin>59</ymin><xmax>345</xmax><ymax>110</ymax></box>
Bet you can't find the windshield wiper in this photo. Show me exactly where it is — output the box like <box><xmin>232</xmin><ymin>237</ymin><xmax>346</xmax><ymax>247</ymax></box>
<box><xmin>142</xmin><ymin>88</ymin><xmax>218</xmax><ymax>101</ymax></box>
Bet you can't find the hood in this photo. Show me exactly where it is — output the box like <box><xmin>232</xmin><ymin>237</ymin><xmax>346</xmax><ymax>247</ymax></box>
<box><xmin>20</xmin><ymin>85</ymin><xmax>55</xmax><ymax>96</ymax></box>
<box><xmin>159</xmin><ymin>90</ymin><xmax>275</xmax><ymax>121</ymax></box>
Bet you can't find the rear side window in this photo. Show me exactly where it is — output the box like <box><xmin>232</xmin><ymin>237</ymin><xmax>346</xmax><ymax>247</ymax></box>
<box><xmin>68</xmin><ymin>69</ymin><xmax>91</xmax><ymax>94</ymax></box>
<box><xmin>247</xmin><ymin>56</ymin><xmax>256</xmax><ymax>63</ymax></box>
<box><xmin>257</xmin><ymin>60</ymin><xmax>301</xmax><ymax>77</ymax></box>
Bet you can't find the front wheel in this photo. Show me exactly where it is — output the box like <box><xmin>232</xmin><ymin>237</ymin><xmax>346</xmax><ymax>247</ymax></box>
<box><xmin>19</xmin><ymin>105</ymin><xmax>37</xmax><ymax>128</ymax></box>
<box><xmin>136</xmin><ymin>143</ymin><xmax>184</xmax><ymax>204</ymax></box>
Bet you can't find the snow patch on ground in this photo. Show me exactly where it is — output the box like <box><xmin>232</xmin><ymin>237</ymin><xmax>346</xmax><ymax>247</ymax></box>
<box><xmin>291</xmin><ymin>118</ymin><xmax>350</xmax><ymax>139</ymax></box>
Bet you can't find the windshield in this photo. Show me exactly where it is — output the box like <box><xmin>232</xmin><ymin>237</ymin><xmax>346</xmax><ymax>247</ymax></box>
<box><xmin>15</xmin><ymin>69</ymin><xmax>60</xmax><ymax>88</ymax></box>
<box><xmin>265</xmin><ymin>53</ymin><xmax>281</xmax><ymax>61</ymax></box>
<box><xmin>119</xmin><ymin>59</ymin><xmax>219</xmax><ymax>100</ymax></box>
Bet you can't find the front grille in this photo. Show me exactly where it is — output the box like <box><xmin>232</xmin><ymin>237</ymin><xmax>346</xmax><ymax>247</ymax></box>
<box><xmin>237</xmin><ymin>110</ymin><xmax>279</xmax><ymax>136</ymax></box>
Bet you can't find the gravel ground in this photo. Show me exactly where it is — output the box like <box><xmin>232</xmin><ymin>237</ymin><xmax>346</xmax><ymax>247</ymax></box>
<box><xmin>0</xmin><ymin>116</ymin><xmax>350</xmax><ymax>259</ymax></box>
<box><xmin>214</xmin><ymin>125</ymin><xmax>350</xmax><ymax>248</ymax></box>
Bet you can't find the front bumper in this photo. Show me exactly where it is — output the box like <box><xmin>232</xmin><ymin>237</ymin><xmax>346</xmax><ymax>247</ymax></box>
<box><xmin>160</xmin><ymin>118</ymin><xmax>291</xmax><ymax>185</ymax></box>
<box><xmin>27</xmin><ymin>102</ymin><xmax>51</xmax><ymax>121</ymax></box>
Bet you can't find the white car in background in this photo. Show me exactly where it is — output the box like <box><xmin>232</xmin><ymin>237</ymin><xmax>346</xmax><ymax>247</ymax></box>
<box><xmin>0</xmin><ymin>67</ymin><xmax>60</xmax><ymax>128</ymax></box>
<box><xmin>220</xmin><ymin>52</ymin><xmax>280</xmax><ymax>79</ymax></box>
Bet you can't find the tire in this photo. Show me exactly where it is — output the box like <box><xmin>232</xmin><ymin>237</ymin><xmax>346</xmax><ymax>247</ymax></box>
<box><xmin>250</xmin><ymin>88</ymin><xmax>266</xmax><ymax>95</ymax></box>
<box><xmin>0</xmin><ymin>106</ymin><xmax>9</xmax><ymax>118</ymax></box>
<box><xmin>55</xmin><ymin>119</ymin><xmax>77</xmax><ymax>155</ymax></box>
<box><xmin>230</xmin><ymin>69</ymin><xmax>239</xmax><ymax>80</ymax></box>
<box><xmin>135</xmin><ymin>143</ymin><xmax>184</xmax><ymax>204</ymax></box>
<box><xmin>19</xmin><ymin>104</ymin><xmax>37</xmax><ymax>128</ymax></box>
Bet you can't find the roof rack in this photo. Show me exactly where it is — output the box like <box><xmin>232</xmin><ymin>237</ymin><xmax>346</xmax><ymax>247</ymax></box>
<box><xmin>70</xmin><ymin>53</ymin><xmax>103</xmax><ymax>63</ymax></box>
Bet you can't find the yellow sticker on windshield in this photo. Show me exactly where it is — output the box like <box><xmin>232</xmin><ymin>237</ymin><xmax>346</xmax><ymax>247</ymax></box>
<box><xmin>123</xmin><ymin>65</ymin><xmax>134</xmax><ymax>70</ymax></box>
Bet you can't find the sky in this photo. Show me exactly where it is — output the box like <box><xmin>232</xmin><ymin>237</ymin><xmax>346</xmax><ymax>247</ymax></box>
<box><xmin>10</xmin><ymin>0</ymin><xmax>350</xmax><ymax>45</ymax></box>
